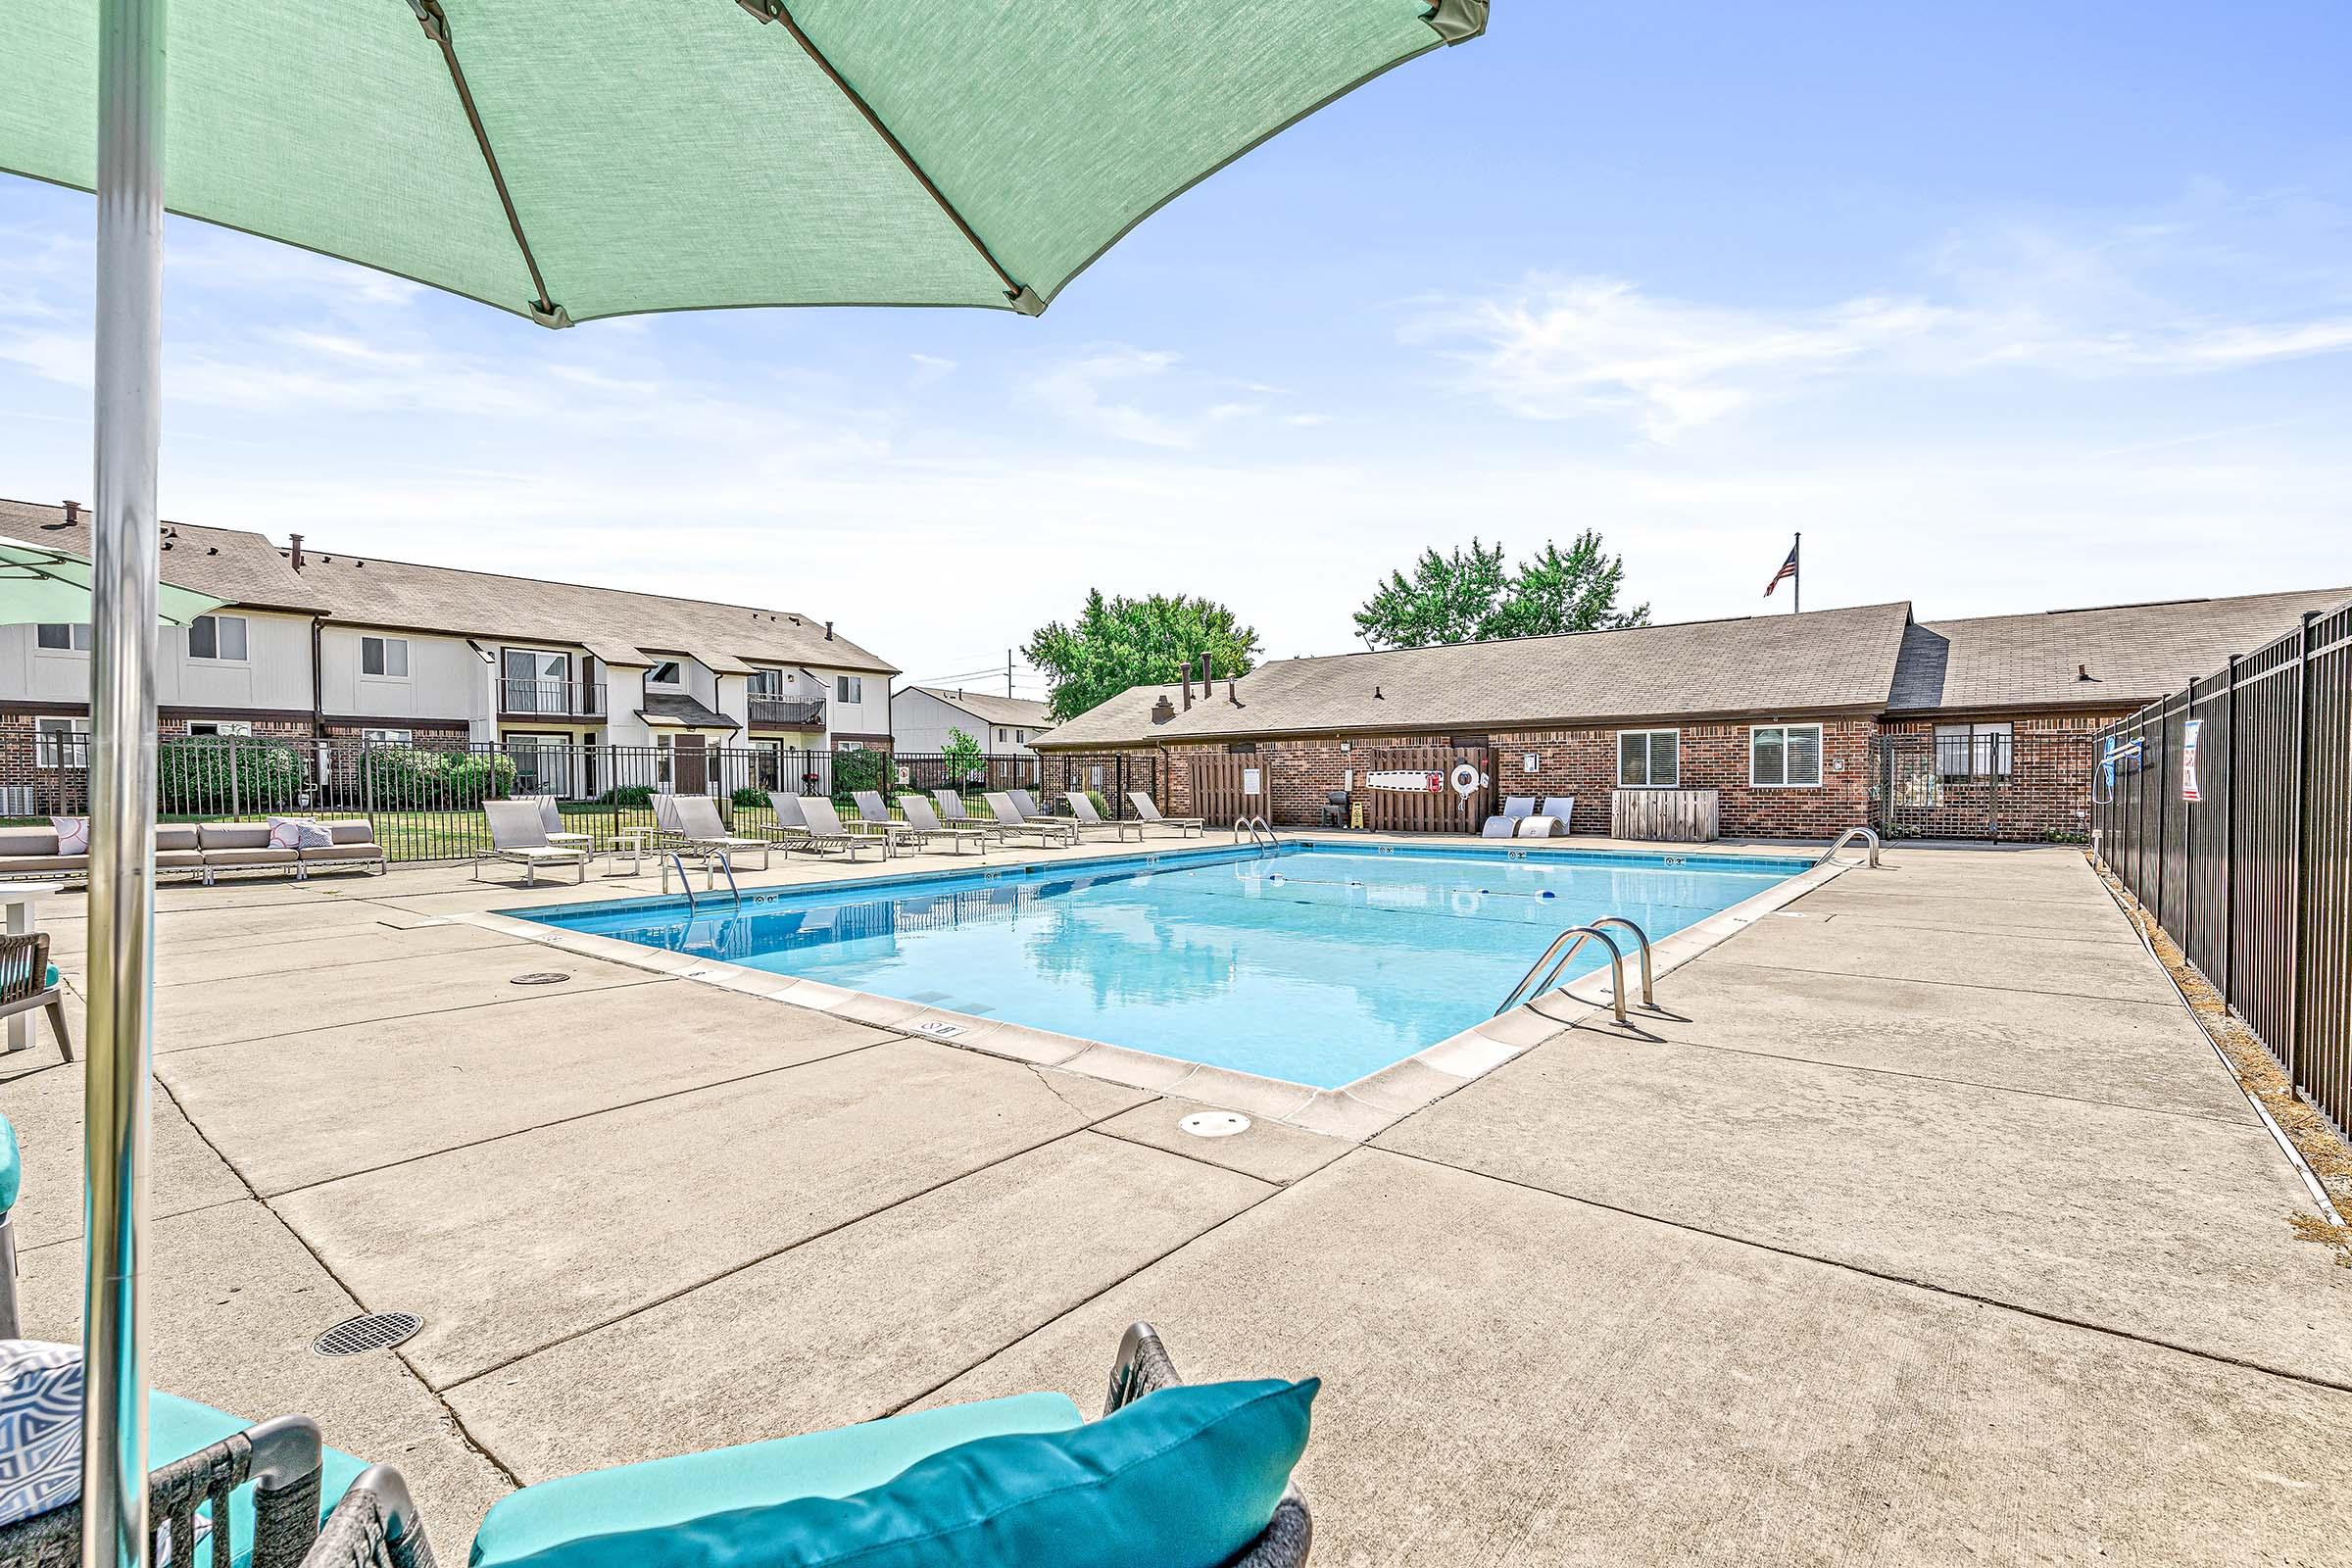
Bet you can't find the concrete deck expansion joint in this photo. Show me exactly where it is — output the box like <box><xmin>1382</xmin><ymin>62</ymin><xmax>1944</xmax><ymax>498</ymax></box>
<box><xmin>8</xmin><ymin>839</ymin><xmax>2351</xmax><ymax>1562</ymax></box>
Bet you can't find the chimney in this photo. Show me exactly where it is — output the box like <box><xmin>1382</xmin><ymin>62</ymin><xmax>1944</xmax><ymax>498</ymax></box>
<box><xmin>2077</xmin><ymin>663</ymin><xmax>2094</xmax><ymax>682</ymax></box>
<box><xmin>1151</xmin><ymin>694</ymin><xmax>1176</xmax><ymax>725</ymax></box>
<box><xmin>1200</xmin><ymin>653</ymin><xmax>1213</xmax><ymax>692</ymax></box>
<box><xmin>62</xmin><ymin>500</ymin><xmax>79</xmax><ymax>525</ymax></box>
<box><xmin>288</xmin><ymin>532</ymin><xmax>306</xmax><ymax>571</ymax></box>
<box><xmin>824</xmin><ymin>620</ymin><xmax>834</xmax><ymax>640</ymax></box>
<box><xmin>1182</xmin><ymin>666</ymin><xmax>1193</xmax><ymax>710</ymax></box>
<box><xmin>1227</xmin><ymin>677</ymin><xmax>1240</xmax><ymax>707</ymax></box>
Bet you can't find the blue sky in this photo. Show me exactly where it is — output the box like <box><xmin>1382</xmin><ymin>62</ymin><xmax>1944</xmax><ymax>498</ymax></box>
<box><xmin>3</xmin><ymin>2</ymin><xmax>2348</xmax><ymax>698</ymax></box>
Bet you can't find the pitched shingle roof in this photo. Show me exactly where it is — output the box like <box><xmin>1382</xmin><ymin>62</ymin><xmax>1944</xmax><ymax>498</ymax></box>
<box><xmin>1886</xmin><ymin>588</ymin><xmax>2352</xmax><ymax>713</ymax></box>
<box><xmin>1037</xmin><ymin>602</ymin><xmax>1916</xmax><ymax>749</ymax></box>
<box><xmin>906</xmin><ymin>687</ymin><xmax>1054</xmax><ymax>729</ymax></box>
<box><xmin>0</xmin><ymin>497</ymin><xmax>896</xmax><ymax>675</ymax></box>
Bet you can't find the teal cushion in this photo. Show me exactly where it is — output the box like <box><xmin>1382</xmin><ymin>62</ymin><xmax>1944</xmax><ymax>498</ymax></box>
<box><xmin>42</xmin><ymin>963</ymin><xmax>57</xmax><ymax>992</ymax></box>
<box><xmin>152</xmin><ymin>1392</ymin><xmax>368</xmax><ymax>1568</ymax></box>
<box><xmin>496</xmin><ymin>1379</ymin><xmax>1315</xmax><ymax>1568</ymax></box>
<box><xmin>0</xmin><ymin>1113</ymin><xmax>19</xmax><ymax>1212</ymax></box>
<box><xmin>471</xmin><ymin>1393</ymin><xmax>1087</xmax><ymax>1568</ymax></box>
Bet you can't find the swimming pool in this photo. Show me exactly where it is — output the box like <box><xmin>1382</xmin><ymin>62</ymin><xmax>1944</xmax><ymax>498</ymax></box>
<box><xmin>514</xmin><ymin>844</ymin><xmax>1807</xmax><ymax>1090</ymax></box>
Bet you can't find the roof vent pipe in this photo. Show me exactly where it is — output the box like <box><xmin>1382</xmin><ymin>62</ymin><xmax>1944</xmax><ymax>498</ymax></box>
<box><xmin>289</xmin><ymin>533</ymin><xmax>306</xmax><ymax>571</ymax></box>
<box><xmin>2077</xmin><ymin>663</ymin><xmax>2093</xmax><ymax>681</ymax></box>
<box><xmin>824</xmin><ymin>620</ymin><xmax>834</xmax><ymax>640</ymax></box>
<box><xmin>63</xmin><ymin>500</ymin><xmax>80</xmax><ymax>524</ymax></box>
<box><xmin>1200</xmin><ymin>652</ymin><xmax>1213</xmax><ymax>692</ymax></box>
<box><xmin>1228</xmin><ymin>678</ymin><xmax>1240</xmax><ymax>706</ymax></box>
<box><xmin>1182</xmin><ymin>666</ymin><xmax>1193</xmax><ymax>709</ymax></box>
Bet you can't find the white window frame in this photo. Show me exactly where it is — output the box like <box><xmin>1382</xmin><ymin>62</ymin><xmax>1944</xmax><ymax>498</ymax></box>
<box><xmin>1617</xmin><ymin>728</ymin><xmax>1680</xmax><ymax>789</ymax></box>
<box><xmin>186</xmin><ymin>613</ymin><xmax>249</xmax><ymax>662</ymax></box>
<box><xmin>360</xmin><ymin>634</ymin><xmax>411</xmax><ymax>679</ymax></box>
<box><xmin>361</xmin><ymin>727</ymin><xmax>414</xmax><ymax>745</ymax></box>
<box><xmin>747</xmin><ymin>667</ymin><xmax>784</xmax><ymax>697</ymax></box>
<box><xmin>836</xmin><ymin>674</ymin><xmax>863</xmax><ymax>704</ymax></box>
<box><xmin>35</xmin><ymin>623</ymin><xmax>92</xmax><ymax>654</ymax></box>
<box><xmin>1749</xmin><ymin>723</ymin><xmax>1824</xmax><ymax>789</ymax></box>
<box><xmin>1935</xmin><ymin>721</ymin><xmax>2014</xmax><ymax>781</ymax></box>
<box><xmin>35</xmin><ymin>715</ymin><xmax>89</xmax><ymax>768</ymax></box>
<box><xmin>646</xmin><ymin>660</ymin><xmax>683</xmax><ymax>688</ymax></box>
<box><xmin>186</xmin><ymin>720</ymin><xmax>255</xmax><ymax>738</ymax></box>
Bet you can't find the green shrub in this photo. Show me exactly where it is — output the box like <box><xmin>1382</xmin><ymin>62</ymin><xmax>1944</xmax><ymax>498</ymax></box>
<box><xmin>1086</xmin><ymin>789</ymin><xmax>1111</xmax><ymax>820</ymax></box>
<box><xmin>360</xmin><ymin>746</ymin><xmax>514</xmax><ymax>807</ymax></box>
<box><xmin>731</xmin><ymin>785</ymin><xmax>769</xmax><ymax>808</ymax></box>
<box><xmin>158</xmin><ymin>736</ymin><xmax>306</xmax><ymax>811</ymax></box>
<box><xmin>831</xmin><ymin>747</ymin><xmax>888</xmax><ymax>803</ymax></box>
<box><xmin>598</xmin><ymin>784</ymin><xmax>656</xmax><ymax>808</ymax></box>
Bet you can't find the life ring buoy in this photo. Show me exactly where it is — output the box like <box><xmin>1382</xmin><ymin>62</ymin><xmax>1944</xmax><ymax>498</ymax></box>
<box><xmin>1450</xmin><ymin>888</ymin><xmax>1479</xmax><ymax>917</ymax></box>
<box><xmin>1448</xmin><ymin>760</ymin><xmax>1485</xmax><ymax>799</ymax></box>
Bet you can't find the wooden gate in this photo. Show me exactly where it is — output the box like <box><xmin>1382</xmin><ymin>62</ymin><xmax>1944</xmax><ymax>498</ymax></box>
<box><xmin>672</xmin><ymin>733</ymin><xmax>709</xmax><ymax>795</ymax></box>
<box><xmin>1188</xmin><ymin>755</ymin><xmax>1263</xmax><ymax>829</ymax></box>
<box><xmin>1364</xmin><ymin>745</ymin><xmax>1492</xmax><ymax>833</ymax></box>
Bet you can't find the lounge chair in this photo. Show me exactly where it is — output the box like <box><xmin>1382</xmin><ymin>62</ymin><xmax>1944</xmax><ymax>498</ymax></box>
<box><xmin>851</xmin><ymin>789</ymin><xmax>929</xmax><ymax>856</ymax></box>
<box><xmin>1008</xmin><ymin>788</ymin><xmax>1052</xmax><ymax>821</ymax></box>
<box><xmin>655</xmin><ymin>794</ymin><xmax>774</xmax><ymax>871</ymax></box>
<box><xmin>986</xmin><ymin>791</ymin><xmax>1080</xmax><ymax>848</ymax></box>
<box><xmin>901</xmin><ymin>794</ymin><xmax>991</xmax><ymax>855</ymax></box>
<box><xmin>0</xmin><ymin>933</ymin><xmax>71</xmax><ymax>1065</ymax></box>
<box><xmin>933</xmin><ymin>789</ymin><xmax>1010</xmax><ymax>843</ymax></box>
<box><xmin>0</xmin><ymin>1364</ymin><xmax>358</xmax><ymax>1568</ymax></box>
<box><xmin>528</xmin><ymin>793</ymin><xmax>595</xmax><ymax>851</ymax></box>
<box><xmin>1067</xmin><ymin>793</ymin><xmax>1145</xmax><ymax>842</ymax></box>
<box><xmin>1536</xmin><ymin>796</ymin><xmax>1577</xmax><ymax>835</ymax></box>
<box><xmin>1481</xmin><ymin>796</ymin><xmax>1538</xmax><ymax>838</ymax></box>
<box><xmin>299</xmin><ymin>1323</ymin><xmax>1311</xmax><ymax>1568</ymax></box>
<box><xmin>474</xmin><ymin>800</ymin><xmax>589</xmax><ymax>884</ymax></box>
<box><xmin>756</xmin><ymin>791</ymin><xmax>816</xmax><ymax>850</ymax></box>
<box><xmin>0</xmin><ymin>1113</ymin><xmax>20</xmax><ymax>1337</ymax></box>
<box><xmin>1129</xmin><ymin>792</ymin><xmax>1203</xmax><ymax>836</ymax></box>
<box><xmin>793</xmin><ymin>797</ymin><xmax>888</xmax><ymax>861</ymax></box>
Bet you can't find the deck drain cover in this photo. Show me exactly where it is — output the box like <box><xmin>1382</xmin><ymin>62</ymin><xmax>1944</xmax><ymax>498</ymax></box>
<box><xmin>314</xmin><ymin>1312</ymin><xmax>421</xmax><ymax>1356</ymax></box>
<box><xmin>510</xmin><ymin>971</ymin><xmax>570</xmax><ymax>986</ymax></box>
<box><xmin>1179</xmin><ymin>1111</ymin><xmax>1251</xmax><ymax>1139</ymax></box>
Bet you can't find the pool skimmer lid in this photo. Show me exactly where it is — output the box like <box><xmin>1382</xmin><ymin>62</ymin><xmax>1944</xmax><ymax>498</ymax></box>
<box><xmin>314</xmin><ymin>1312</ymin><xmax>422</xmax><ymax>1356</ymax></box>
<box><xmin>1179</xmin><ymin>1111</ymin><xmax>1251</xmax><ymax>1139</ymax></box>
<box><xmin>510</xmin><ymin>971</ymin><xmax>570</xmax><ymax>986</ymax></box>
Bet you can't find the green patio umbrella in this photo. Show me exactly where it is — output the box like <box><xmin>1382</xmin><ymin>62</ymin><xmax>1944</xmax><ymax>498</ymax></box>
<box><xmin>0</xmin><ymin>4</ymin><xmax>1488</xmax><ymax>1563</ymax></box>
<box><xmin>0</xmin><ymin>541</ymin><xmax>223</xmax><ymax>628</ymax></box>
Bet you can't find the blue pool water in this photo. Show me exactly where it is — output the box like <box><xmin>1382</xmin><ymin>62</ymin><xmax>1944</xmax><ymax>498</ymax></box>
<box><xmin>516</xmin><ymin>844</ymin><xmax>1804</xmax><ymax>1090</ymax></box>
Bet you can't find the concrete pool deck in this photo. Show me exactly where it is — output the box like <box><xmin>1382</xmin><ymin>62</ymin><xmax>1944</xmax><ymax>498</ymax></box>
<box><xmin>5</xmin><ymin>835</ymin><xmax>2349</xmax><ymax>1561</ymax></box>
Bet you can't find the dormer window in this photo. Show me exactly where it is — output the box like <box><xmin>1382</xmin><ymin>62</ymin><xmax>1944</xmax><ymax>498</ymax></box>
<box><xmin>647</xmin><ymin>661</ymin><xmax>682</xmax><ymax>687</ymax></box>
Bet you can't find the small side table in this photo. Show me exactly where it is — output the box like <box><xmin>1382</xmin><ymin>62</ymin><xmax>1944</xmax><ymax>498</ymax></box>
<box><xmin>606</xmin><ymin>829</ymin><xmax>655</xmax><ymax>876</ymax></box>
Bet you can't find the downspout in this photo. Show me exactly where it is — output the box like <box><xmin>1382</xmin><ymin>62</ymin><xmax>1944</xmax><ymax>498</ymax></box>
<box><xmin>309</xmin><ymin>615</ymin><xmax>325</xmax><ymax>737</ymax></box>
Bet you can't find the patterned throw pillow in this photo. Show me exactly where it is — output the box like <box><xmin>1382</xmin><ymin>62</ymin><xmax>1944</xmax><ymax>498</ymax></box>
<box><xmin>47</xmin><ymin>818</ymin><xmax>88</xmax><ymax>856</ymax></box>
<box><xmin>266</xmin><ymin>816</ymin><xmax>331</xmax><ymax>851</ymax></box>
<box><xmin>0</xmin><ymin>1341</ymin><xmax>84</xmax><ymax>1529</ymax></box>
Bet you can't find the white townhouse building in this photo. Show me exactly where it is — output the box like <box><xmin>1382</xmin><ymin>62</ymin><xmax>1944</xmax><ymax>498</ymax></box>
<box><xmin>0</xmin><ymin>496</ymin><xmax>897</xmax><ymax>798</ymax></box>
<box><xmin>889</xmin><ymin>686</ymin><xmax>1054</xmax><ymax>759</ymax></box>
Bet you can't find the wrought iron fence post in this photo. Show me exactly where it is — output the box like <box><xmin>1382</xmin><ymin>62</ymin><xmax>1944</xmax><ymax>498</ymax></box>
<box><xmin>226</xmin><ymin>736</ymin><xmax>240</xmax><ymax>818</ymax></box>
<box><xmin>2285</xmin><ymin>611</ymin><xmax>2317</xmax><ymax>1081</ymax></box>
<box><xmin>2223</xmin><ymin>653</ymin><xmax>2238</xmax><ymax>1003</ymax></box>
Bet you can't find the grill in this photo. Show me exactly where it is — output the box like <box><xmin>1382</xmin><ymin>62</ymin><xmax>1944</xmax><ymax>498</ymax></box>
<box><xmin>313</xmin><ymin>1312</ymin><xmax>422</xmax><ymax>1356</ymax></box>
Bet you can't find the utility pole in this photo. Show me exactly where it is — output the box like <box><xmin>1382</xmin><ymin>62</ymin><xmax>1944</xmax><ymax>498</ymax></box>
<box><xmin>1005</xmin><ymin>648</ymin><xmax>1013</xmax><ymax>699</ymax></box>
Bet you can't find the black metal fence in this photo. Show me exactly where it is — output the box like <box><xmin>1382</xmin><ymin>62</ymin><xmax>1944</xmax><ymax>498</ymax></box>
<box><xmin>2091</xmin><ymin>599</ymin><xmax>2352</xmax><ymax>1138</ymax></box>
<box><xmin>1871</xmin><ymin>728</ymin><xmax>2099</xmax><ymax>842</ymax></box>
<box><xmin>6</xmin><ymin>737</ymin><xmax>1067</xmax><ymax>866</ymax></box>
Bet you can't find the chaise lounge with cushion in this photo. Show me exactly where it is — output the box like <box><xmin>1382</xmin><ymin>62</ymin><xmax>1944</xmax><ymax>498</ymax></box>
<box><xmin>0</xmin><ymin>820</ymin><xmax>385</xmax><ymax>886</ymax></box>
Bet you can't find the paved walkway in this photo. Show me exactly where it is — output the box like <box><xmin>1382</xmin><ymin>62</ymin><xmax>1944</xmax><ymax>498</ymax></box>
<box><xmin>5</xmin><ymin>840</ymin><xmax>2347</xmax><ymax>1563</ymax></box>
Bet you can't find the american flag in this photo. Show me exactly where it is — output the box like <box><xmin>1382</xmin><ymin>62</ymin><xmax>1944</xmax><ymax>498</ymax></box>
<box><xmin>1764</xmin><ymin>540</ymin><xmax>1798</xmax><ymax>597</ymax></box>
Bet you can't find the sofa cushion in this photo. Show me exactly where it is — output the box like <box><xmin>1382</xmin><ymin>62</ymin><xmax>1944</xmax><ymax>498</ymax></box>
<box><xmin>487</xmin><ymin>1379</ymin><xmax>1316</xmax><ymax>1568</ymax></box>
<box><xmin>155</xmin><ymin>824</ymin><xmax>201</xmax><ymax>852</ymax></box>
<box><xmin>324</xmin><ymin>820</ymin><xmax>377</xmax><ymax>846</ymax></box>
<box><xmin>47</xmin><ymin>818</ymin><xmax>89</xmax><ymax>856</ymax></box>
<box><xmin>0</xmin><ymin>828</ymin><xmax>59</xmax><ymax>858</ymax></box>
<box><xmin>0</xmin><ymin>856</ymin><xmax>86</xmax><ymax>874</ymax></box>
<box><xmin>155</xmin><ymin>850</ymin><xmax>209</xmax><ymax>869</ymax></box>
<box><xmin>471</xmin><ymin>1393</ymin><xmax>1087</xmax><ymax>1568</ymax></box>
<box><xmin>198</xmin><ymin>822</ymin><xmax>271</xmax><ymax>851</ymax></box>
<box><xmin>200</xmin><ymin>848</ymin><xmax>299</xmax><ymax>867</ymax></box>
<box><xmin>298</xmin><ymin>844</ymin><xmax>385</xmax><ymax>863</ymax></box>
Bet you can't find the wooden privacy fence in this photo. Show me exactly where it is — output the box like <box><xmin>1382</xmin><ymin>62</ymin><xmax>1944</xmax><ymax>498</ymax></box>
<box><xmin>1188</xmin><ymin>755</ymin><xmax>1261</xmax><ymax>828</ymax></box>
<box><xmin>1610</xmin><ymin>787</ymin><xmax>1720</xmax><ymax>843</ymax></box>
<box><xmin>1362</xmin><ymin>746</ymin><xmax>1492</xmax><ymax>833</ymax></box>
<box><xmin>2091</xmin><ymin>598</ymin><xmax>2352</xmax><ymax>1139</ymax></box>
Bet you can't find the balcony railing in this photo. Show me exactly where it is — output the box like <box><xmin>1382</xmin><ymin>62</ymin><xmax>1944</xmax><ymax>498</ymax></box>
<box><xmin>749</xmin><ymin>696</ymin><xmax>825</xmax><ymax>729</ymax></box>
<box><xmin>499</xmin><ymin>679</ymin><xmax>606</xmax><ymax>717</ymax></box>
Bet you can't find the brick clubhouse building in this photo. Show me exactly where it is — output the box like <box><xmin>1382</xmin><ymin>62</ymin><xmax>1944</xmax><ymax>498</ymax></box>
<box><xmin>1035</xmin><ymin>588</ymin><xmax>2349</xmax><ymax>842</ymax></box>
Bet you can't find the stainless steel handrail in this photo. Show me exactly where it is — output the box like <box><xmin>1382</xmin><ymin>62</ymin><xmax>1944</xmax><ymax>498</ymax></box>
<box><xmin>1817</xmin><ymin>825</ymin><xmax>1881</xmax><ymax>867</ymax></box>
<box><xmin>1230</xmin><ymin>814</ymin><xmax>1277</xmax><ymax>852</ymax></box>
<box><xmin>1586</xmin><ymin>914</ymin><xmax>1655</xmax><ymax>1008</ymax></box>
<box><xmin>1494</xmin><ymin>925</ymin><xmax>1629</xmax><ymax>1023</ymax></box>
<box><xmin>713</xmin><ymin>846</ymin><xmax>741</xmax><ymax>905</ymax></box>
<box><xmin>662</xmin><ymin>851</ymin><xmax>699</xmax><ymax>909</ymax></box>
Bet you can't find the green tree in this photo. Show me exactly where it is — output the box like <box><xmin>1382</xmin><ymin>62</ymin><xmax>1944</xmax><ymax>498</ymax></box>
<box><xmin>1352</xmin><ymin>531</ymin><xmax>1647</xmax><ymax>649</ymax></box>
<box><xmin>1024</xmin><ymin>590</ymin><xmax>1260</xmax><ymax>721</ymax></box>
<box><xmin>940</xmin><ymin>726</ymin><xmax>986</xmax><ymax>785</ymax></box>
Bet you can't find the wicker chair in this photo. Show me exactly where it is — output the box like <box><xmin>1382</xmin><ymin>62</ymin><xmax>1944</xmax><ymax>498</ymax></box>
<box><xmin>0</xmin><ymin>1415</ymin><xmax>327</xmax><ymax>1568</ymax></box>
<box><xmin>0</xmin><ymin>933</ymin><xmax>71</xmax><ymax>1063</ymax></box>
<box><xmin>299</xmin><ymin>1323</ymin><xmax>1308</xmax><ymax>1568</ymax></box>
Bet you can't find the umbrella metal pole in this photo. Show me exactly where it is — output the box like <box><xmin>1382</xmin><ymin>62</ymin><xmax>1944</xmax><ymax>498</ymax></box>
<box><xmin>84</xmin><ymin>0</ymin><xmax>164</xmax><ymax>1564</ymax></box>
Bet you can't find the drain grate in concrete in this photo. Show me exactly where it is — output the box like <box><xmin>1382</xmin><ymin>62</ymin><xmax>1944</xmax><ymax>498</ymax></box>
<box><xmin>510</xmin><ymin>971</ymin><xmax>570</xmax><ymax>986</ymax></box>
<box><xmin>313</xmin><ymin>1312</ymin><xmax>421</xmax><ymax>1356</ymax></box>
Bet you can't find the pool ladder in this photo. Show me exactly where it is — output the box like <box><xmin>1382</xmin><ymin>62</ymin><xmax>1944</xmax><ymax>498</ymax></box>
<box><xmin>1816</xmin><ymin>826</ymin><xmax>1882</xmax><ymax>867</ymax></box>
<box><xmin>662</xmin><ymin>847</ymin><xmax>743</xmax><ymax>908</ymax></box>
<box><xmin>1232</xmin><ymin>814</ymin><xmax>1278</xmax><ymax>855</ymax></box>
<box><xmin>1494</xmin><ymin>915</ymin><xmax>1656</xmax><ymax>1024</ymax></box>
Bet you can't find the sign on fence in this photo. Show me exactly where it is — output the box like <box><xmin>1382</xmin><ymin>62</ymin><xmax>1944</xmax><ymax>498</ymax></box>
<box><xmin>2180</xmin><ymin>718</ymin><xmax>2202</xmax><ymax>802</ymax></box>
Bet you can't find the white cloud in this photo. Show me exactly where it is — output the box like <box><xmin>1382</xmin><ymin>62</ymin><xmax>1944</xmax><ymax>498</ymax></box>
<box><xmin>907</xmin><ymin>352</ymin><xmax>956</xmax><ymax>387</ymax></box>
<box><xmin>1024</xmin><ymin>346</ymin><xmax>1196</xmax><ymax>447</ymax></box>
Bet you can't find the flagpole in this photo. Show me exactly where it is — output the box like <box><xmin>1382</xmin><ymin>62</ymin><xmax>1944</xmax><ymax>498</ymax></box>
<box><xmin>1792</xmin><ymin>532</ymin><xmax>1800</xmax><ymax>615</ymax></box>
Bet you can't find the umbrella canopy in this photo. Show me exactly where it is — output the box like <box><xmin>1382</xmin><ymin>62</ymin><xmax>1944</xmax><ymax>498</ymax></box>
<box><xmin>0</xmin><ymin>540</ymin><xmax>224</xmax><ymax>627</ymax></box>
<box><xmin>3</xmin><ymin>1</ymin><xmax>1487</xmax><ymax>324</ymax></box>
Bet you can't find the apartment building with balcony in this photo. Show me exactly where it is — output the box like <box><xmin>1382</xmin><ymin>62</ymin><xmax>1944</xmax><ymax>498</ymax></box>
<box><xmin>0</xmin><ymin>497</ymin><xmax>897</xmax><ymax>796</ymax></box>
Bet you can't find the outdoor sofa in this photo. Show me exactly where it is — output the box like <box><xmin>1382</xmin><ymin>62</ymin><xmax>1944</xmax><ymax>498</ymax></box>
<box><xmin>0</xmin><ymin>821</ymin><xmax>385</xmax><ymax>886</ymax></box>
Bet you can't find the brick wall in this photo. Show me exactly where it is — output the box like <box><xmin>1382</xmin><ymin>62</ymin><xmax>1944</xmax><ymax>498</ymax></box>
<box><xmin>1877</xmin><ymin>711</ymin><xmax>2110</xmax><ymax>842</ymax></box>
<box><xmin>1133</xmin><ymin>716</ymin><xmax>1877</xmax><ymax>839</ymax></box>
